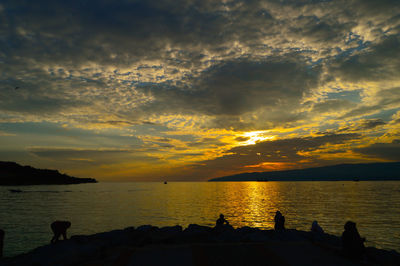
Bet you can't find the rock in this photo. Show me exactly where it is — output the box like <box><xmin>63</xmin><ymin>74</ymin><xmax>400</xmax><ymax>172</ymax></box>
<box><xmin>242</xmin><ymin>230</ymin><xmax>272</xmax><ymax>242</ymax></box>
<box><xmin>124</xmin><ymin>226</ymin><xmax>135</xmax><ymax>232</ymax></box>
<box><xmin>184</xmin><ymin>224</ymin><xmax>212</xmax><ymax>234</ymax></box>
<box><xmin>366</xmin><ymin>247</ymin><xmax>400</xmax><ymax>266</ymax></box>
<box><xmin>159</xmin><ymin>225</ymin><xmax>182</xmax><ymax>234</ymax></box>
<box><xmin>70</xmin><ymin>235</ymin><xmax>90</xmax><ymax>244</ymax></box>
<box><xmin>182</xmin><ymin>224</ymin><xmax>215</xmax><ymax>243</ymax></box>
<box><xmin>136</xmin><ymin>225</ymin><xmax>159</xmax><ymax>232</ymax></box>
<box><xmin>235</xmin><ymin>226</ymin><xmax>261</xmax><ymax>234</ymax></box>
<box><xmin>144</xmin><ymin>225</ymin><xmax>184</xmax><ymax>244</ymax></box>
<box><xmin>2</xmin><ymin>224</ymin><xmax>399</xmax><ymax>266</ymax></box>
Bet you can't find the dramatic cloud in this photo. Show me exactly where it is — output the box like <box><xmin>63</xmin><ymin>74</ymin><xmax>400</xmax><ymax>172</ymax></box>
<box><xmin>0</xmin><ymin>0</ymin><xmax>399</xmax><ymax>180</ymax></box>
<box><xmin>337</xmin><ymin>119</ymin><xmax>386</xmax><ymax>133</ymax></box>
<box><xmin>354</xmin><ymin>140</ymin><xmax>400</xmax><ymax>161</ymax></box>
<box><xmin>136</xmin><ymin>56</ymin><xmax>321</xmax><ymax>128</ymax></box>
<box><xmin>330</xmin><ymin>35</ymin><xmax>400</xmax><ymax>82</ymax></box>
<box><xmin>182</xmin><ymin>133</ymin><xmax>362</xmax><ymax>180</ymax></box>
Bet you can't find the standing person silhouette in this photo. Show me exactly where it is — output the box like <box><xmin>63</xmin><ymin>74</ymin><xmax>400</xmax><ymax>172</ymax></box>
<box><xmin>274</xmin><ymin>211</ymin><xmax>285</xmax><ymax>231</ymax></box>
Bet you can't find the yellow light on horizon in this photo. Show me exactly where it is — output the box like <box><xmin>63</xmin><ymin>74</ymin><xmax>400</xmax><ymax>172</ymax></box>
<box><xmin>239</xmin><ymin>130</ymin><xmax>276</xmax><ymax>145</ymax></box>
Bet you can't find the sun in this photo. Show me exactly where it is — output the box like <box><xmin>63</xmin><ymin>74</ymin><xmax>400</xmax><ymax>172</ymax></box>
<box><xmin>239</xmin><ymin>130</ymin><xmax>276</xmax><ymax>145</ymax></box>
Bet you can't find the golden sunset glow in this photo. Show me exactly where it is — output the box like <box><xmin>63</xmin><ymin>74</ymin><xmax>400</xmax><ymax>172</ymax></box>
<box><xmin>2</xmin><ymin>1</ymin><xmax>400</xmax><ymax>264</ymax></box>
<box><xmin>244</xmin><ymin>162</ymin><xmax>295</xmax><ymax>171</ymax></box>
<box><xmin>0</xmin><ymin>0</ymin><xmax>399</xmax><ymax>181</ymax></box>
<box><xmin>239</xmin><ymin>131</ymin><xmax>276</xmax><ymax>146</ymax></box>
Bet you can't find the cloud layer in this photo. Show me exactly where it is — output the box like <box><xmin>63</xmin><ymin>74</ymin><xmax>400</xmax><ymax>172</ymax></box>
<box><xmin>0</xmin><ymin>0</ymin><xmax>400</xmax><ymax>180</ymax></box>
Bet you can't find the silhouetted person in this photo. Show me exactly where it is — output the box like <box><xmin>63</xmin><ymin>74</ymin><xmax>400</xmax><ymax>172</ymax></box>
<box><xmin>274</xmin><ymin>211</ymin><xmax>285</xmax><ymax>231</ymax></box>
<box><xmin>311</xmin><ymin>220</ymin><xmax>324</xmax><ymax>234</ymax></box>
<box><xmin>51</xmin><ymin>221</ymin><xmax>71</xmax><ymax>244</ymax></box>
<box><xmin>216</xmin><ymin>214</ymin><xmax>229</xmax><ymax>227</ymax></box>
<box><xmin>0</xmin><ymin>229</ymin><xmax>4</xmax><ymax>258</ymax></box>
<box><xmin>342</xmin><ymin>221</ymin><xmax>365</xmax><ymax>259</ymax></box>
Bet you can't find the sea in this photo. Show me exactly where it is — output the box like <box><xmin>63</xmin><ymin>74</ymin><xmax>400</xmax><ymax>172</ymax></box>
<box><xmin>1</xmin><ymin>181</ymin><xmax>399</xmax><ymax>257</ymax></box>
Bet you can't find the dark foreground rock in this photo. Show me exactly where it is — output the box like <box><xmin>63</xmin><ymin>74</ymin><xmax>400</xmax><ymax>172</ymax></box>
<box><xmin>1</xmin><ymin>225</ymin><xmax>399</xmax><ymax>266</ymax></box>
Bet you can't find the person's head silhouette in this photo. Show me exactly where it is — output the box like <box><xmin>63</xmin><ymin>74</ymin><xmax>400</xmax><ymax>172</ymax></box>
<box><xmin>344</xmin><ymin>221</ymin><xmax>356</xmax><ymax>232</ymax></box>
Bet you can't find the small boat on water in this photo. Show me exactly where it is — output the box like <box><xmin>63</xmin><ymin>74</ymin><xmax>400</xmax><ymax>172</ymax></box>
<box><xmin>353</xmin><ymin>178</ymin><xmax>360</xmax><ymax>182</ymax></box>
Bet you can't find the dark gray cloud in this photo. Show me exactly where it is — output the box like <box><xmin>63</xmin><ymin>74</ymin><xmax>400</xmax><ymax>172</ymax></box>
<box><xmin>137</xmin><ymin>56</ymin><xmax>321</xmax><ymax>130</ymax></box>
<box><xmin>339</xmin><ymin>87</ymin><xmax>400</xmax><ymax>119</ymax></box>
<box><xmin>0</xmin><ymin>122</ymin><xmax>143</xmax><ymax>146</ymax></box>
<box><xmin>338</xmin><ymin>119</ymin><xmax>386</xmax><ymax>133</ymax></box>
<box><xmin>235</xmin><ymin>136</ymin><xmax>250</xmax><ymax>142</ymax></box>
<box><xmin>351</xmin><ymin>0</ymin><xmax>400</xmax><ymax>18</ymax></box>
<box><xmin>187</xmin><ymin>137</ymin><xmax>226</xmax><ymax>147</ymax></box>
<box><xmin>354</xmin><ymin>140</ymin><xmax>400</xmax><ymax>160</ymax></box>
<box><xmin>1</xmin><ymin>0</ymin><xmax>398</xmax><ymax>124</ymax></box>
<box><xmin>311</xmin><ymin>99</ymin><xmax>354</xmax><ymax>113</ymax></box>
<box><xmin>0</xmin><ymin>0</ymin><xmax>275</xmax><ymax>66</ymax></box>
<box><xmin>28</xmin><ymin>147</ymin><xmax>130</xmax><ymax>158</ymax></box>
<box><xmin>27</xmin><ymin>146</ymin><xmax>159</xmax><ymax>165</ymax></box>
<box><xmin>330</xmin><ymin>35</ymin><xmax>400</xmax><ymax>82</ymax></box>
<box><xmin>289</xmin><ymin>15</ymin><xmax>355</xmax><ymax>44</ymax></box>
<box><xmin>357</xmin><ymin>119</ymin><xmax>386</xmax><ymax>130</ymax></box>
<box><xmin>0</xmin><ymin>89</ymin><xmax>86</xmax><ymax>114</ymax></box>
<box><xmin>0</xmin><ymin>0</ymin><xmax>397</xmax><ymax>71</ymax></box>
<box><xmin>194</xmin><ymin>57</ymin><xmax>320</xmax><ymax>116</ymax></box>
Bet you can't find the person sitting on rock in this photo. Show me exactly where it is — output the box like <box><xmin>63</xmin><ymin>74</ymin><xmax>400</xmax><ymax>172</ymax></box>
<box><xmin>0</xmin><ymin>229</ymin><xmax>4</xmax><ymax>258</ymax></box>
<box><xmin>50</xmin><ymin>221</ymin><xmax>71</xmax><ymax>244</ymax></box>
<box><xmin>274</xmin><ymin>211</ymin><xmax>285</xmax><ymax>231</ymax></box>
<box><xmin>216</xmin><ymin>214</ymin><xmax>229</xmax><ymax>227</ymax></box>
<box><xmin>215</xmin><ymin>214</ymin><xmax>234</xmax><ymax>232</ymax></box>
<box><xmin>341</xmin><ymin>221</ymin><xmax>365</xmax><ymax>259</ymax></box>
<box><xmin>311</xmin><ymin>220</ymin><xmax>324</xmax><ymax>234</ymax></box>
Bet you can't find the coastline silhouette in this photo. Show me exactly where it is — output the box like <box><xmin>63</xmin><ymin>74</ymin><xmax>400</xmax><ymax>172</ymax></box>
<box><xmin>0</xmin><ymin>161</ymin><xmax>97</xmax><ymax>185</ymax></box>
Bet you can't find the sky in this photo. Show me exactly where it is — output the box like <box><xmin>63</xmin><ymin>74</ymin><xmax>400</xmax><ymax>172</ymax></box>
<box><xmin>1</xmin><ymin>0</ymin><xmax>400</xmax><ymax>181</ymax></box>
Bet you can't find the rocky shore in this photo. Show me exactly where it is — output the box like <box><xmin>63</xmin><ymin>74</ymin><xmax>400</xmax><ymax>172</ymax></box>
<box><xmin>1</xmin><ymin>224</ymin><xmax>399</xmax><ymax>266</ymax></box>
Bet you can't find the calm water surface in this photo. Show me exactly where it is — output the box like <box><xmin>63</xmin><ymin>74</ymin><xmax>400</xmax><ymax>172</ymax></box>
<box><xmin>1</xmin><ymin>181</ymin><xmax>399</xmax><ymax>257</ymax></box>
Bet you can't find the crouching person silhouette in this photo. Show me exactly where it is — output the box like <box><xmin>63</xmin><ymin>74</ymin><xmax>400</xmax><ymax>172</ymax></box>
<box><xmin>51</xmin><ymin>221</ymin><xmax>71</xmax><ymax>244</ymax></box>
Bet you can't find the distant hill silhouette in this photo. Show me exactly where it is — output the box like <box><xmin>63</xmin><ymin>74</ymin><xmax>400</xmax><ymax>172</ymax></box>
<box><xmin>0</xmin><ymin>161</ymin><xmax>97</xmax><ymax>185</ymax></box>
<box><xmin>209</xmin><ymin>162</ymin><xmax>400</xmax><ymax>182</ymax></box>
